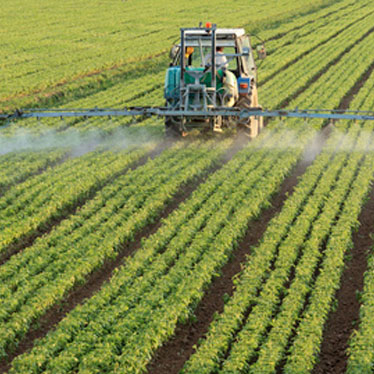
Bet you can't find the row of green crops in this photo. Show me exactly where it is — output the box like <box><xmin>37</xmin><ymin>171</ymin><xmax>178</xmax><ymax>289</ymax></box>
<box><xmin>263</xmin><ymin>0</ymin><xmax>368</xmax><ymax>51</ymax></box>
<box><xmin>181</xmin><ymin>123</ymin><xmax>356</xmax><ymax>373</ymax></box>
<box><xmin>261</xmin><ymin>9</ymin><xmax>374</xmax><ymax>107</ymax></box>
<box><xmin>258</xmin><ymin>0</ymin><xmax>357</xmax><ymax>41</ymax></box>
<box><xmin>6</xmin><ymin>69</ymin><xmax>166</xmax><ymax>133</ymax></box>
<box><xmin>0</xmin><ymin>139</ymin><xmax>229</xmax><ymax>359</ymax></box>
<box><xmin>186</xmin><ymin>125</ymin><xmax>374</xmax><ymax>374</ymax></box>
<box><xmin>348</xmin><ymin>217</ymin><xmax>374</xmax><ymax>372</ymax></box>
<box><xmin>282</xmin><ymin>123</ymin><xmax>374</xmax><ymax>373</ymax></box>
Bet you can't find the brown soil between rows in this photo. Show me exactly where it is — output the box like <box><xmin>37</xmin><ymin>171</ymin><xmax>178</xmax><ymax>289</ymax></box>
<box><xmin>146</xmin><ymin>126</ymin><xmax>332</xmax><ymax>374</ymax></box>
<box><xmin>0</xmin><ymin>135</ymin><xmax>248</xmax><ymax>374</ymax></box>
<box><xmin>312</xmin><ymin>182</ymin><xmax>374</xmax><ymax>374</ymax></box>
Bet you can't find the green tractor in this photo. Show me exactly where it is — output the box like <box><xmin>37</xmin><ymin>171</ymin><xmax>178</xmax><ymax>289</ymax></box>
<box><xmin>164</xmin><ymin>23</ymin><xmax>266</xmax><ymax>137</ymax></box>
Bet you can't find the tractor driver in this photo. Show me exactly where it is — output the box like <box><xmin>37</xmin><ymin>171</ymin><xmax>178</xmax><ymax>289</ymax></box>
<box><xmin>203</xmin><ymin>46</ymin><xmax>228</xmax><ymax>69</ymax></box>
<box><xmin>203</xmin><ymin>47</ymin><xmax>238</xmax><ymax>107</ymax></box>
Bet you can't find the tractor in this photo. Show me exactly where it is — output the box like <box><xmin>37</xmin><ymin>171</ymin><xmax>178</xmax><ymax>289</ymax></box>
<box><xmin>164</xmin><ymin>23</ymin><xmax>266</xmax><ymax>137</ymax></box>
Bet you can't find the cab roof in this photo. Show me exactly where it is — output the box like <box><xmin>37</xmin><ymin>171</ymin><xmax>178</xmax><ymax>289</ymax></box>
<box><xmin>185</xmin><ymin>28</ymin><xmax>246</xmax><ymax>38</ymax></box>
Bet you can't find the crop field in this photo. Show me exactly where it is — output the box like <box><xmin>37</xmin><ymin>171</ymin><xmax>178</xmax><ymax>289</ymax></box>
<box><xmin>2</xmin><ymin>0</ymin><xmax>374</xmax><ymax>373</ymax></box>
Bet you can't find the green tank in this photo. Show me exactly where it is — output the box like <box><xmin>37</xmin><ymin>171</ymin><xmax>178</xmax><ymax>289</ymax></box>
<box><xmin>164</xmin><ymin>66</ymin><xmax>223</xmax><ymax>102</ymax></box>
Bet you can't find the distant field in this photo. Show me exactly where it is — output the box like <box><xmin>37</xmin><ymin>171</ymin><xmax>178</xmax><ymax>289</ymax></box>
<box><xmin>1</xmin><ymin>0</ymin><xmax>342</xmax><ymax>111</ymax></box>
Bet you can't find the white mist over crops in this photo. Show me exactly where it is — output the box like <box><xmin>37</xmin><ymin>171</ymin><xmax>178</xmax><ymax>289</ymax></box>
<box><xmin>0</xmin><ymin>125</ymin><xmax>160</xmax><ymax>157</ymax></box>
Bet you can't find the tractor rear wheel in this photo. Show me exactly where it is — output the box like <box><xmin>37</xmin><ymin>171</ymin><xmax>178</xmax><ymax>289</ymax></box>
<box><xmin>236</xmin><ymin>88</ymin><xmax>261</xmax><ymax>138</ymax></box>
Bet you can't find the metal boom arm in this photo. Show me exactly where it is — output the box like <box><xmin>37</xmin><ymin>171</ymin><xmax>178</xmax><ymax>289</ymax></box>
<box><xmin>2</xmin><ymin>107</ymin><xmax>374</xmax><ymax>123</ymax></box>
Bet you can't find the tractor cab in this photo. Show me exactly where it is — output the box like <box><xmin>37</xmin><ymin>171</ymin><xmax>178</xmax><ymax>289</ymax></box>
<box><xmin>169</xmin><ymin>28</ymin><xmax>257</xmax><ymax>83</ymax></box>
<box><xmin>164</xmin><ymin>24</ymin><xmax>265</xmax><ymax>137</ymax></box>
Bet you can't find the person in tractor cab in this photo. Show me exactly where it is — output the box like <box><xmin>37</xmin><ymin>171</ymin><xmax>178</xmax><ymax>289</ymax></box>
<box><xmin>203</xmin><ymin>46</ymin><xmax>227</xmax><ymax>69</ymax></box>
<box><xmin>215</xmin><ymin>46</ymin><xmax>228</xmax><ymax>69</ymax></box>
<box><xmin>203</xmin><ymin>46</ymin><xmax>238</xmax><ymax>107</ymax></box>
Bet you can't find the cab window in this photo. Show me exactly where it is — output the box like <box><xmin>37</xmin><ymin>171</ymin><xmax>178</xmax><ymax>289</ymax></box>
<box><xmin>224</xmin><ymin>47</ymin><xmax>237</xmax><ymax>71</ymax></box>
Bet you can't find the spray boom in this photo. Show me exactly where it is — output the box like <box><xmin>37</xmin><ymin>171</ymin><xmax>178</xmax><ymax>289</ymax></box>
<box><xmin>2</xmin><ymin>107</ymin><xmax>374</xmax><ymax>126</ymax></box>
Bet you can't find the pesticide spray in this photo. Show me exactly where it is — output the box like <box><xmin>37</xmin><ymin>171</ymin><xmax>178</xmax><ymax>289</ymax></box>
<box><xmin>0</xmin><ymin>125</ymin><xmax>161</xmax><ymax>157</ymax></box>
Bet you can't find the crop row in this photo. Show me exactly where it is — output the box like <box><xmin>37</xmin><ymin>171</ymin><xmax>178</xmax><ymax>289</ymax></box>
<box><xmin>237</xmin><ymin>127</ymin><xmax>374</xmax><ymax>374</ymax></box>
<box><xmin>263</xmin><ymin>0</ymin><xmax>367</xmax><ymax>50</ymax></box>
<box><xmin>7</xmin><ymin>69</ymin><xmax>165</xmax><ymax>133</ymax></box>
<box><xmin>282</xmin><ymin>122</ymin><xmax>374</xmax><ymax>372</ymax></box>
<box><xmin>72</xmin><ymin>90</ymin><xmax>165</xmax><ymax>133</ymax></box>
<box><xmin>258</xmin><ymin>0</ymin><xmax>357</xmax><ymax>41</ymax></box>
<box><xmin>271</xmin><ymin>64</ymin><xmax>374</xmax><ymax>373</ymax></box>
<box><xmin>0</xmin><ymin>139</ymin><xmax>228</xmax><ymax>359</ymax></box>
<box><xmin>348</xmin><ymin>219</ymin><xmax>374</xmax><ymax>372</ymax></box>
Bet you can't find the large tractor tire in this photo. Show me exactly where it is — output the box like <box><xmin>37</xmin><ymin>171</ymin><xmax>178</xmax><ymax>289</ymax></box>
<box><xmin>235</xmin><ymin>85</ymin><xmax>262</xmax><ymax>138</ymax></box>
